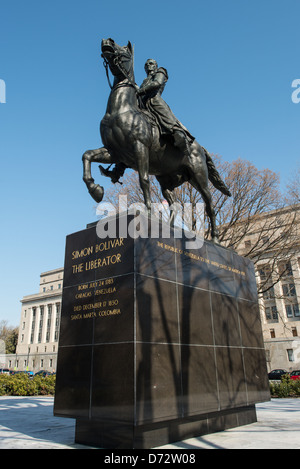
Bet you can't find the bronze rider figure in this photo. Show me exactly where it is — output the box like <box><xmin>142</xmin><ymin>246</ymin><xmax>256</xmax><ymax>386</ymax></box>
<box><xmin>100</xmin><ymin>58</ymin><xmax>195</xmax><ymax>184</ymax></box>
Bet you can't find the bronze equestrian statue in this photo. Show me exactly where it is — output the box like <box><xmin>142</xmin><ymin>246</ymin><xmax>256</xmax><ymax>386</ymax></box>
<box><xmin>82</xmin><ymin>38</ymin><xmax>231</xmax><ymax>243</ymax></box>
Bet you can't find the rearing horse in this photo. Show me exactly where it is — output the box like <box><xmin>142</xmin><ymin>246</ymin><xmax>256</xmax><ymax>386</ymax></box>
<box><xmin>82</xmin><ymin>38</ymin><xmax>231</xmax><ymax>243</ymax></box>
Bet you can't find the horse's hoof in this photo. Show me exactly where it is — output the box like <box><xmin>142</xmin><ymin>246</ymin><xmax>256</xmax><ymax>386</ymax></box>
<box><xmin>89</xmin><ymin>184</ymin><xmax>104</xmax><ymax>203</ymax></box>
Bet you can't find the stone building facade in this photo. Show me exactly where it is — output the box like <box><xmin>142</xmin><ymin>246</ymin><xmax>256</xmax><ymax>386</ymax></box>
<box><xmin>233</xmin><ymin>204</ymin><xmax>300</xmax><ymax>373</ymax></box>
<box><xmin>9</xmin><ymin>268</ymin><xmax>63</xmax><ymax>373</ymax></box>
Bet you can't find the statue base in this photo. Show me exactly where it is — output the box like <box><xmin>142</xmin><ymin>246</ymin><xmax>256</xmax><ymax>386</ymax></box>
<box><xmin>75</xmin><ymin>404</ymin><xmax>257</xmax><ymax>449</ymax></box>
<box><xmin>54</xmin><ymin>213</ymin><xmax>270</xmax><ymax>448</ymax></box>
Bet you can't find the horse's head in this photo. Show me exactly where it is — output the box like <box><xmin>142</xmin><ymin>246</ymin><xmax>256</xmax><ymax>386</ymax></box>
<box><xmin>101</xmin><ymin>38</ymin><xmax>134</xmax><ymax>83</ymax></box>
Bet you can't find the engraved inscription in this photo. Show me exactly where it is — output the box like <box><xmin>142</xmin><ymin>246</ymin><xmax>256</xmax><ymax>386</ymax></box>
<box><xmin>157</xmin><ymin>241</ymin><xmax>246</xmax><ymax>277</ymax></box>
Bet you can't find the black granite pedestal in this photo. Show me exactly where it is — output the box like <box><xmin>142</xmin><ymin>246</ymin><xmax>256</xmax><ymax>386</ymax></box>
<box><xmin>54</xmin><ymin>213</ymin><xmax>270</xmax><ymax>448</ymax></box>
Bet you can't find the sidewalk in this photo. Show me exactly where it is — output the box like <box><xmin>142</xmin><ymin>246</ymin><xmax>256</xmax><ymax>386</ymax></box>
<box><xmin>0</xmin><ymin>396</ymin><xmax>299</xmax><ymax>449</ymax></box>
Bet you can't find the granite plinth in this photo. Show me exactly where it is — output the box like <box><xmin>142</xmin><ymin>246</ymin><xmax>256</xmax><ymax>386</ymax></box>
<box><xmin>54</xmin><ymin>213</ymin><xmax>270</xmax><ymax>448</ymax></box>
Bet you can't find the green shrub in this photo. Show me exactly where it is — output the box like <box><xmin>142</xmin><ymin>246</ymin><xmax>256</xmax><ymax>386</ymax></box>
<box><xmin>269</xmin><ymin>374</ymin><xmax>300</xmax><ymax>398</ymax></box>
<box><xmin>0</xmin><ymin>373</ymin><xmax>56</xmax><ymax>396</ymax></box>
<box><xmin>291</xmin><ymin>379</ymin><xmax>300</xmax><ymax>396</ymax></box>
<box><xmin>33</xmin><ymin>375</ymin><xmax>56</xmax><ymax>395</ymax></box>
<box><xmin>0</xmin><ymin>375</ymin><xmax>9</xmax><ymax>395</ymax></box>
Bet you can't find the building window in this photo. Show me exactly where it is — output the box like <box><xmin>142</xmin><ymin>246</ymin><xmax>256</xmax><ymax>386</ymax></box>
<box><xmin>55</xmin><ymin>303</ymin><xmax>60</xmax><ymax>341</ymax></box>
<box><xmin>278</xmin><ymin>261</ymin><xmax>293</xmax><ymax>277</ymax></box>
<box><xmin>271</xmin><ymin>306</ymin><xmax>278</xmax><ymax>320</ymax></box>
<box><xmin>263</xmin><ymin>286</ymin><xmax>275</xmax><ymax>300</ymax></box>
<box><xmin>287</xmin><ymin>349</ymin><xmax>294</xmax><ymax>362</ymax></box>
<box><xmin>286</xmin><ymin>304</ymin><xmax>293</xmax><ymax>318</ymax></box>
<box><xmin>30</xmin><ymin>307</ymin><xmax>36</xmax><ymax>344</ymax></box>
<box><xmin>292</xmin><ymin>327</ymin><xmax>298</xmax><ymax>337</ymax></box>
<box><xmin>285</xmin><ymin>302</ymin><xmax>300</xmax><ymax>318</ymax></box>
<box><xmin>270</xmin><ymin>329</ymin><xmax>276</xmax><ymax>338</ymax></box>
<box><xmin>46</xmin><ymin>305</ymin><xmax>52</xmax><ymax>343</ymax></box>
<box><xmin>259</xmin><ymin>265</ymin><xmax>271</xmax><ymax>281</ymax></box>
<box><xmin>38</xmin><ymin>306</ymin><xmax>44</xmax><ymax>343</ymax></box>
<box><xmin>282</xmin><ymin>283</ymin><xmax>296</xmax><ymax>297</ymax></box>
<box><xmin>265</xmin><ymin>307</ymin><xmax>271</xmax><ymax>320</ymax></box>
<box><xmin>265</xmin><ymin>306</ymin><xmax>279</xmax><ymax>321</ymax></box>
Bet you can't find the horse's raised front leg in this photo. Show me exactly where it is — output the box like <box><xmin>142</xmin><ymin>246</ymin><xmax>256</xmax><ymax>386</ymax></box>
<box><xmin>82</xmin><ymin>147</ymin><xmax>113</xmax><ymax>203</ymax></box>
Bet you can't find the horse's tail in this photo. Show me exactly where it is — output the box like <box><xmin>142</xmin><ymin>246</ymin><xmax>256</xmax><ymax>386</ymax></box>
<box><xmin>202</xmin><ymin>147</ymin><xmax>232</xmax><ymax>197</ymax></box>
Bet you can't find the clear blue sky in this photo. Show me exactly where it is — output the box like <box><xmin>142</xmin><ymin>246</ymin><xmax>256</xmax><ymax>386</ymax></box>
<box><xmin>0</xmin><ymin>0</ymin><xmax>299</xmax><ymax>326</ymax></box>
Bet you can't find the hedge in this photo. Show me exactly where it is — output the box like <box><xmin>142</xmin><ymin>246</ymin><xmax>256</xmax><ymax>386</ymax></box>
<box><xmin>0</xmin><ymin>373</ymin><xmax>56</xmax><ymax>396</ymax></box>
<box><xmin>1</xmin><ymin>372</ymin><xmax>300</xmax><ymax>398</ymax></box>
<box><xmin>269</xmin><ymin>374</ymin><xmax>300</xmax><ymax>398</ymax></box>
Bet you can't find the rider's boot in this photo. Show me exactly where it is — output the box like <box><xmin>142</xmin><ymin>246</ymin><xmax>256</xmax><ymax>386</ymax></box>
<box><xmin>99</xmin><ymin>163</ymin><xmax>127</xmax><ymax>184</ymax></box>
<box><xmin>173</xmin><ymin>131</ymin><xmax>193</xmax><ymax>165</ymax></box>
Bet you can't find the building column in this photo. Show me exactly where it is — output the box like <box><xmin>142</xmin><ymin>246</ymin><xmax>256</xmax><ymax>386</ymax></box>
<box><xmin>32</xmin><ymin>306</ymin><xmax>40</xmax><ymax>347</ymax></box>
<box><xmin>50</xmin><ymin>303</ymin><xmax>57</xmax><ymax>343</ymax></box>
